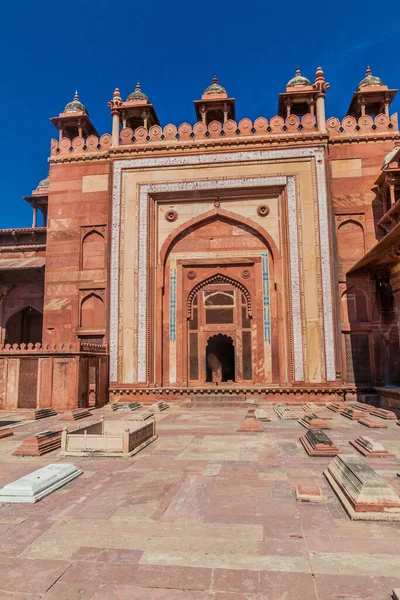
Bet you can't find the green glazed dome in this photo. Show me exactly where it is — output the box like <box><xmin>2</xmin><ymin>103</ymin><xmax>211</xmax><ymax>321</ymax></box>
<box><xmin>126</xmin><ymin>82</ymin><xmax>148</xmax><ymax>102</ymax></box>
<box><xmin>204</xmin><ymin>75</ymin><xmax>227</xmax><ymax>95</ymax></box>
<box><xmin>64</xmin><ymin>91</ymin><xmax>87</xmax><ymax>113</ymax></box>
<box><xmin>358</xmin><ymin>66</ymin><xmax>384</xmax><ymax>90</ymax></box>
<box><xmin>287</xmin><ymin>67</ymin><xmax>311</xmax><ymax>88</ymax></box>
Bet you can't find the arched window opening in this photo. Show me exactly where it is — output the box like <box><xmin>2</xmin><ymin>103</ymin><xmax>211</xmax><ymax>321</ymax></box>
<box><xmin>80</xmin><ymin>294</ymin><xmax>105</xmax><ymax>329</ymax></box>
<box><xmin>5</xmin><ymin>307</ymin><xmax>43</xmax><ymax>345</ymax></box>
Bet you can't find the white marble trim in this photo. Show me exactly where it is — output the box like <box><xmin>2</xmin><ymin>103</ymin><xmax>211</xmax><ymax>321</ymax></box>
<box><xmin>110</xmin><ymin>147</ymin><xmax>335</xmax><ymax>383</ymax></box>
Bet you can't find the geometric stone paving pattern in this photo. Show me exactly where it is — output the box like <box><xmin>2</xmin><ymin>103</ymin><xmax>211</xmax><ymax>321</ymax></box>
<box><xmin>0</xmin><ymin>405</ymin><xmax>399</xmax><ymax>599</ymax></box>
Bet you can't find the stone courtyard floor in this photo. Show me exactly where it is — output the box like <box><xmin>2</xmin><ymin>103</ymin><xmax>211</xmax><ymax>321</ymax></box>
<box><xmin>0</xmin><ymin>404</ymin><xmax>399</xmax><ymax>599</ymax></box>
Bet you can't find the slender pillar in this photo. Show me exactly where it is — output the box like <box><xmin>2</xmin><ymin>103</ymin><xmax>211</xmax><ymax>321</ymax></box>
<box><xmin>314</xmin><ymin>67</ymin><xmax>329</xmax><ymax>133</ymax></box>
<box><xmin>32</xmin><ymin>207</ymin><xmax>37</xmax><ymax>228</ymax></box>
<box><xmin>111</xmin><ymin>111</ymin><xmax>120</xmax><ymax>146</ymax></box>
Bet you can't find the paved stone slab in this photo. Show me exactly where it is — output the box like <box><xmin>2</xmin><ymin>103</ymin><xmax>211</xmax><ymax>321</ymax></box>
<box><xmin>296</xmin><ymin>482</ymin><xmax>324</xmax><ymax>503</ymax></box>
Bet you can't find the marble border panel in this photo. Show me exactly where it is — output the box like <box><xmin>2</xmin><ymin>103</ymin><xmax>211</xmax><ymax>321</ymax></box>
<box><xmin>111</xmin><ymin>147</ymin><xmax>334</xmax><ymax>383</ymax></box>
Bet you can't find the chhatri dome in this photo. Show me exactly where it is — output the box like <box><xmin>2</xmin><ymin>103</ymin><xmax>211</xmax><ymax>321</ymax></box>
<box><xmin>203</xmin><ymin>75</ymin><xmax>227</xmax><ymax>96</ymax></box>
<box><xmin>64</xmin><ymin>91</ymin><xmax>87</xmax><ymax>114</ymax></box>
<box><xmin>286</xmin><ymin>67</ymin><xmax>311</xmax><ymax>88</ymax></box>
<box><xmin>126</xmin><ymin>82</ymin><xmax>149</xmax><ymax>102</ymax></box>
<box><xmin>357</xmin><ymin>66</ymin><xmax>385</xmax><ymax>90</ymax></box>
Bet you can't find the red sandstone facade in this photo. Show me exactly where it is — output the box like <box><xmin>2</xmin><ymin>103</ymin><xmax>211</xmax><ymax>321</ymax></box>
<box><xmin>1</xmin><ymin>66</ymin><xmax>399</xmax><ymax>411</ymax></box>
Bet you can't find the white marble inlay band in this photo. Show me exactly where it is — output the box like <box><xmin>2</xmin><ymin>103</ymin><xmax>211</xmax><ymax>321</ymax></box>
<box><xmin>110</xmin><ymin>147</ymin><xmax>335</xmax><ymax>384</ymax></box>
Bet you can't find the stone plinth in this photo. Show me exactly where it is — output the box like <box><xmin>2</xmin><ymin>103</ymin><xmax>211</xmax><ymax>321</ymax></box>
<box><xmin>0</xmin><ymin>428</ymin><xmax>13</xmax><ymax>439</ymax></box>
<box><xmin>128</xmin><ymin>410</ymin><xmax>155</xmax><ymax>421</ymax></box>
<box><xmin>24</xmin><ymin>408</ymin><xmax>57</xmax><ymax>421</ymax></box>
<box><xmin>302</xmin><ymin>403</ymin><xmax>324</xmax><ymax>412</ymax></box>
<box><xmin>349</xmin><ymin>436</ymin><xmax>394</xmax><ymax>458</ymax></box>
<box><xmin>324</xmin><ymin>454</ymin><xmax>400</xmax><ymax>521</ymax></box>
<box><xmin>299</xmin><ymin>429</ymin><xmax>341</xmax><ymax>457</ymax></box>
<box><xmin>274</xmin><ymin>403</ymin><xmax>297</xmax><ymax>420</ymax></box>
<box><xmin>60</xmin><ymin>408</ymin><xmax>92</xmax><ymax>421</ymax></box>
<box><xmin>327</xmin><ymin>402</ymin><xmax>347</xmax><ymax>412</ymax></box>
<box><xmin>358</xmin><ymin>417</ymin><xmax>388</xmax><ymax>428</ymax></box>
<box><xmin>61</xmin><ymin>418</ymin><xmax>157</xmax><ymax>457</ymax></box>
<box><xmin>353</xmin><ymin>403</ymin><xmax>371</xmax><ymax>413</ymax></box>
<box><xmin>111</xmin><ymin>402</ymin><xmax>142</xmax><ymax>412</ymax></box>
<box><xmin>341</xmin><ymin>408</ymin><xmax>365</xmax><ymax>420</ymax></box>
<box><xmin>237</xmin><ymin>413</ymin><xmax>264</xmax><ymax>432</ymax></box>
<box><xmin>13</xmin><ymin>430</ymin><xmax>62</xmax><ymax>456</ymax></box>
<box><xmin>298</xmin><ymin>414</ymin><xmax>330</xmax><ymax>429</ymax></box>
<box><xmin>151</xmin><ymin>401</ymin><xmax>169</xmax><ymax>412</ymax></box>
<box><xmin>369</xmin><ymin>408</ymin><xmax>397</xmax><ymax>420</ymax></box>
<box><xmin>296</xmin><ymin>482</ymin><xmax>324</xmax><ymax>503</ymax></box>
<box><xmin>254</xmin><ymin>408</ymin><xmax>271</xmax><ymax>422</ymax></box>
<box><xmin>0</xmin><ymin>463</ymin><xmax>82</xmax><ymax>503</ymax></box>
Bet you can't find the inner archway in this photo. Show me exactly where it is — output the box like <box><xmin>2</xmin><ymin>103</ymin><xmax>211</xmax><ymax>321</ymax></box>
<box><xmin>206</xmin><ymin>334</ymin><xmax>235</xmax><ymax>382</ymax></box>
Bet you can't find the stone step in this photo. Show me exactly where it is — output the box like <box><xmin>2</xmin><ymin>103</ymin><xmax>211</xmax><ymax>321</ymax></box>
<box><xmin>13</xmin><ymin>430</ymin><xmax>62</xmax><ymax>456</ymax></box>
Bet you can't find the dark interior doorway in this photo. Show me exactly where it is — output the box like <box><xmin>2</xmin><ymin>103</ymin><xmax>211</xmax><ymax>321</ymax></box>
<box><xmin>206</xmin><ymin>334</ymin><xmax>235</xmax><ymax>382</ymax></box>
<box><xmin>5</xmin><ymin>307</ymin><xmax>43</xmax><ymax>345</ymax></box>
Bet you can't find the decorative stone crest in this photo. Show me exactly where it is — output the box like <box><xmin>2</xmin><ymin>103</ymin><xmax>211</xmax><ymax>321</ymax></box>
<box><xmin>241</xmin><ymin>269</ymin><xmax>251</xmax><ymax>279</ymax></box>
<box><xmin>187</xmin><ymin>270</ymin><xmax>196</xmax><ymax>280</ymax></box>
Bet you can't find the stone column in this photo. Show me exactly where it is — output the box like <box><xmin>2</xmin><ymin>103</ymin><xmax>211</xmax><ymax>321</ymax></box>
<box><xmin>314</xmin><ymin>67</ymin><xmax>330</xmax><ymax>133</ymax></box>
<box><xmin>108</xmin><ymin>87</ymin><xmax>122</xmax><ymax>147</ymax></box>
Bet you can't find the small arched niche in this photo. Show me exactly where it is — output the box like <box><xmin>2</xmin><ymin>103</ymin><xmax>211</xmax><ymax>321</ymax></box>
<box><xmin>337</xmin><ymin>220</ymin><xmax>365</xmax><ymax>262</ymax></box>
<box><xmin>80</xmin><ymin>293</ymin><xmax>105</xmax><ymax>329</ymax></box>
<box><xmin>82</xmin><ymin>230</ymin><xmax>105</xmax><ymax>270</ymax></box>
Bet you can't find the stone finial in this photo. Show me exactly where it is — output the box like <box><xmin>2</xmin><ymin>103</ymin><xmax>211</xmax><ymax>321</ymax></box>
<box><xmin>313</xmin><ymin>66</ymin><xmax>330</xmax><ymax>96</ymax></box>
<box><xmin>135</xmin><ymin>82</ymin><xmax>141</xmax><ymax>91</ymax></box>
<box><xmin>108</xmin><ymin>87</ymin><xmax>123</xmax><ymax>110</ymax></box>
<box><xmin>295</xmin><ymin>66</ymin><xmax>301</xmax><ymax>76</ymax></box>
<box><xmin>212</xmin><ymin>75</ymin><xmax>218</xmax><ymax>84</ymax></box>
<box><xmin>366</xmin><ymin>65</ymin><xmax>372</xmax><ymax>76</ymax></box>
<box><xmin>113</xmin><ymin>87</ymin><xmax>122</xmax><ymax>101</ymax></box>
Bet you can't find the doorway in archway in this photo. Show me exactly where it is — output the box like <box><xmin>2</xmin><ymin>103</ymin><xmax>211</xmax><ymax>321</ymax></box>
<box><xmin>206</xmin><ymin>334</ymin><xmax>235</xmax><ymax>383</ymax></box>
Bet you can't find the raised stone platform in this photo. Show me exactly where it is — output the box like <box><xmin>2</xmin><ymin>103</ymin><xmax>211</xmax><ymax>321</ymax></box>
<box><xmin>369</xmin><ymin>407</ymin><xmax>397</xmax><ymax>420</ymax></box>
<box><xmin>299</xmin><ymin>429</ymin><xmax>341</xmax><ymax>457</ymax></box>
<box><xmin>341</xmin><ymin>407</ymin><xmax>365</xmax><ymax>420</ymax></box>
<box><xmin>254</xmin><ymin>408</ymin><xmax>271</xmax><ymax>422</ymax></box>
<box><xmin>24</xmin><ymin>408</ymin><xmax>57</xmax><ymax>421</ymax></box>
<box><xmin>358</xmin><ymin>416</ymin><xmax>388</xmax><ymax>428</ymax></box>
<box><xmin>237</xmin><ymin>412</ymin><xmax>264</xmax><ymax>432</ymax></box>
<box><xmin>13</xmin><ymin>430</ymin><xmax>62</xmax><ymax>456</ymax></box>
<box><xmin>296</xmin><ymin>482</ymin><xmax>324</xmax><ymax>503</ymax></box>
<box><xmin>349</xmin><ymin>436</ymin><xmax>394</xmax><ymax>458</ymax></box>
<box><xmin>111</xmin><ymin>402</ymin><xmax>142</xmax><ymax>412</ymax></box>
<box><xmin>327</xmin><ymin>402</ymin><xmax>347</xmax><ymax>412</ymax></box>
<box><xmin>151</xmin><ymin>401</ymin><xmax>170</xmax><ymax>412</ymax></box>
<box><xmin>0</xmin><ymin>427</ymin><xmax>13</xmax><ymax>439</ymax></box>
<box><xmin>324</xmin><ymin>454</ymin><xmax>400</xmax><ymax>521</ymax></box>
<box><xmin>128</xmin><ymin>410</ymin><xmax>155</xmax><ymax>421</ymax></box>
<box><xmin>298</xmin><ymin>414</ymin><xmax>330</xmax><ymax>429</ymax></box>
<box><xmin>0</xmin><ymin>463</ymin><xmax>82</xmax><ymax>503</ymax></box>
<box><xmin>274</xmin><ymin>403</ymin><xmax>298</xmax><ymax>420</ymax></box>
<box><xmin>60</xmin><ymin>408</ymin><xmax>92</xmax><ymax>421</ymax></box>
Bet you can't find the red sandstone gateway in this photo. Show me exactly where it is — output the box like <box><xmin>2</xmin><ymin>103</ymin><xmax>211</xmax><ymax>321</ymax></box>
<box><xmin>0</xmin><ymin>67</ymin><xmax>400</xmax><ymax>411</ymax></box>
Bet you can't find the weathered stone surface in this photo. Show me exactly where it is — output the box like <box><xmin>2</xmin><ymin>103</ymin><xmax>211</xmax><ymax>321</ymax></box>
<box><xmin>327</xmin><ymin>403</ymin><xmax>347</xmax><ymax>412</ymax></box>
<box><xmin>358</xmin><ymin>416</ymin><xmax>388</xmax><ymax>428</ymax></box>
<box><xmin>60</xmin><ymin>408</ymin><xmax>92</xmax><ymax>421</ymax></box>
<box><xmin>296</xmin><ymin>482</ymin><xmax>324</xmax><ymax>503</ymax></box>
<box><xmin>300</xmin><ymin>429</ymin><xmax>341</xmax><ymax>457</ymax></box>
<box><xmin>341</xmin><ymin>407</ymin><xmax>365</xmax><ymax>420</ymax></box>
<box><xmin>24</xmin><ymin>408</ymin><xmax>57</xmax><ymax>421</ymax></box>
<box><xmin>350</xmin><ymin>436</ymin><xmax>394</xmax><ymax>457</ymax></box>
<box><xmin>324</xmin><ymin>454</ymin><xmax>400</xmax><ymax>520</ymax></box>
<box><xmin>151</xmin><ymin>401</ymin><xmax>169</xmax><ymax>412</ymax></box>
<box><xmin>274</xmin><ymin>403</ymin><xmax>297</xmax><ymax>420</ymax></box>
<box><xmin>13</xmin><ymin>430</ymin><xmax>62</xmax><ymax>456</ymax></box>
<box><xmin>254</xmin><ymin>408</ymin><xmax>271</xmax><ymax>422</ymax></box>
<box><xmin>393</xmin><ymin>589</ymin><xmax>400</xmax><ymax>600</ymax></box>
<box><xmin>111</xmin><ymin>402</ymin><xmax>142</xmax><ymax>412</ymax></box>
<box><xmin>0</xmin><ymin>427</ymin><xmax>13</xmax><ymax>439</ymax></box>
<box><xmin>237</xmin><ymin>413</ymin><xmax>264</xmax><ymax>432</ymax></box>
<box><xmin>0</xmin><ymin>463</ymin><xmax>83</xmax><ymax>503</ymax></box>
<box><xmin>298</xmin><ymin>413</ymin><xmax>330</xmax><ymax>429</ymax></box>
<box><xmin>128</xmin><ymin>410</ymin><xmax>155</xmax><ymax>421</ymax></box>
<box><xmin>369</xmin><ymin>408</ymin><xmax>397</xmax><ymax>420</ymax></box>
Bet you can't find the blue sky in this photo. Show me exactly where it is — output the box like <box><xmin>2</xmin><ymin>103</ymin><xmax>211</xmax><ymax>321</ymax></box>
<box><xmin>0</xmin><ymin>0</ymin><xmax>399</xmax><ymax>228</ymax></box>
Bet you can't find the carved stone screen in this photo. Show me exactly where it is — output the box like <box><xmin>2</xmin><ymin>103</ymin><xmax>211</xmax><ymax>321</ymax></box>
<box><xmin>17</xmin><ymin>358</ymin><xmax>39</xmax><ymax>409</ymax></box>
<box><xmin>344</xmin><ymin>333</ymin><xmax>371</xmax><ymax>383</ymax></box>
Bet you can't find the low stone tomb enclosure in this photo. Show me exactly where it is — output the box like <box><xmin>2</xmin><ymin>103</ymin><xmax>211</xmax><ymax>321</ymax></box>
<box><xmin>274</xmin><ymin>403</ymin><xmax>298</xmax><ymax>420</ymax></box>
<box><xmin>0</xmin><ymin>463</ymin><xmax>82</xmax><ymax>503</ymax></box>
<box><xmin>61</xmin><ymin>417</ymin><xmax>157</xmax><ymax>457</ymax></box>
<box><xmin>24</xmin><ymin>408</ymin><xmax>57</xmax><ymax>420</ymax></box>
<box><xmin>341</xmin><ymin>407</ymin><xmax>365</xmax><ymax>420</ymax></box>
<box><xmin>352</xmin><ymin>402</ymin><xmax>371</xmax><ymax>413</ymax></box>
<box><xmin>349</xmin><ymin>436</ymin><xmax>394</xmax><ymax>458</ymax></box>
<box><xmin>59</xmin><ymin>408</ymin><xmax>92</xmax><ymax>421</ymax></box>
<box><xmin>237</xmin><ymin>411</ymin><xmax>264</xmax><ymax>432</ymax></box>
<box><xmin>254</xmin><ymin>408</ymin><xmax>271</xmax><ymax>422</ymax></box>
<box><xmin>296</xmin><ymin>482</ymin><xmax>324</xmax><ymax>503</ymax></box>
<box><xmin>13</xmin><ymin>430</ymin><xmax>62</xmax><ymax>456</ymax></box>
<box><xmin>127</xmin><ymin>410</ymin><xmax>155</xmax><ymax>421</ymax></box>
<box><xmin>298</xmin><ymin>413</ymin><xmax>330</xmax><ymax>429</ymax></box>
<box><xmin>151</xmin><ymin>401</ymin><xmax>170</xmax><ymax>412</ymax></box>
<box><xmin>324</xmin><ymin>454</ymin><xmax>400</xmax><ymax>521</ymax></box>
<box><xmin>327</xmin><ymin>402</ymin><xmax>347</xmax><ymax>412</ymax></box>
<box><xmin>0</xmin><ymin>427</ymin><xmax>13</xmax><ymax>439</ymax></box>
<box><xmin>302</xmin><ymin>402</ymin><xmax>324</xmax><ymax>412</ymax></box>
<box><xmin>369</xmin><ymin>407</ymin><xmax>397</xmax><ymax>420</ymax></box>
<box><xmin>358</xmin><ymin>416</ymin><xmax>388</xmax><ymax>428</ymax></box>
<box><xmin>111</xmin><ymin>402</ymin><xmax>142</xmax><ymax>412</ymax></box>
<box><xmin>299</xmin><ymin>429</ymin><xmax>341</xmax><ymax>457</ymax></box>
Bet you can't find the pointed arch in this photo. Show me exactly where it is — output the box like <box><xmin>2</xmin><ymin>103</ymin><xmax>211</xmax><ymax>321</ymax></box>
<box><xmin>5</xmin><ymin>306</ymin><xmax>43</xmax><ymax>345</ymax></box>
<box><xmin>80</xmin><ymin>293</ymin><xmax>105</xmax><ymax>328</ymax></box>
<box><xmin>82</xmin><ymin>230</ymin><xmax>106</xmax><ymax>270</ymax></box>
<box><xmin>159</xmin><ymin>207</ymin><xmax>281</xmax><ymax>266</ymax></box>
<box><xmin>187</xmin><ymin>273</ymin><xmax>252</xmax><ymax>319</ymax></box>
